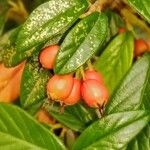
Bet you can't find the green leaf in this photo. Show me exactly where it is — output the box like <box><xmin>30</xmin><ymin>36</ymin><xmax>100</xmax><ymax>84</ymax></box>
<box><xmin>0</xmin><ymin>30</ymin><xmax>14</xmax><ymax>62</ymax></box>
<box><xmin>43</xmin><ymin>34</ymin><xmax>63</xmax><ymax>49</ymax></box>
<box><xmin>105</xmin><ymin>10</ymin><xmax>125</xmax><ymax>41</ymax></box>
<box><xmin>0</xmin><ymin>0</ymin><xmax>9</xmax><ymax>35</ymax></box>
<box><xmin>54</xmin><ymin>12</ymin><xmax>108</xmax><ymax>74</ymax></box>
<box><xmin>73</xmin><ymin>111</ymin><xmax>150</xmax><ymax>150</ymax></box>
<box><xmin>43</xmin><ymin>100</ymin><xmax>97</xmax><ymax>132</ymax></box>
<box><xmin>95</xmin><ymin>32</ymin><xmax>134</xmax><ymax>95</ymax></box>
<box><xmin>105</xmin><ymin>54</ymin><xmax>150</xmax><ymax>114</ymax></box>
<box><xmin>20</xmin><ymin>53</ymin><xmax>50</xmax><ymax>109</ymax></box>
<box><xmin>128</xmin><ymin>0</ymin><xmax>150</xmax><ymax>23</ymax></box>
<box><xmin>25</xmin><ymin>100</ymin><xmax>44</xmax><ymax>115</ymax></box>
<box><xmin>127</xmin><ymin>124</ymin><xmax>150</xmax><ymax>150</ymax></box>
<box><xmin>1</xmin><ymin>27</ymin><xmax>37</xmax><ymax>67</ymax></box>
<box><xmin>2</xmin><ymin>26</ymin><xmax>64</xmax><ymax>67</ymax></box>
<box><xmin>16</xmin><ymin>0</ymin><xmax>88</xmax><ymax>52</ymax></box>
<box><xmin>2</xmin><ymin>44</ymin><xmax>36</xmax><ymax>67</ymax></box>
<box><xmin>0</xmin><ymin>103</ymin><xmax>66</xmax><ymax>150</ymax></box>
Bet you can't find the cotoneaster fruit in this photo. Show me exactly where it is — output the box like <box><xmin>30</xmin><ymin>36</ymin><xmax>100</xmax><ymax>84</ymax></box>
<box><xmin>39</xmin><ymin>45</ymin><xmax>59</xmax><ymax>69</ymax></box>
<box><xmin>84</xmin><ymin>69</ymin><xmax>104</xmax><ymax>84</ymax></box>
<box><xmin>81</xmin><ymin>79</ymin><xmax>109</xmax><ymax>108</ymax></box>
<box><xmin>64</xmin><ymin>78</ymin><xmax>81</xmax><ymax>105</ymax></box>
<box><xmin>118</xmin><ymin>27</ymin><xmax>126</xmax><ymax>33</ymax></box>
<box><xmin>134</xmin><ymin>39</ymin><xmax>149</xmax><ymax>57</ymax></box>
<box><xmin>47</xmin><ymin>74</ymin><xmax>74</xmax><ymax>101</ymax></box>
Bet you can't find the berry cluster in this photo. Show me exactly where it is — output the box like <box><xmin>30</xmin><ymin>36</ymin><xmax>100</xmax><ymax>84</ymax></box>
<box><xmin>39</xmin><ymin>45</ymin><xmax>109</xmax><ymax>109</ymax></box>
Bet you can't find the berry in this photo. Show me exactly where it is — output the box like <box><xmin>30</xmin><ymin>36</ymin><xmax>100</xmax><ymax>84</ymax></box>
<box><xmin>81</xmin><ymin>79</ymin><xmax>109</xmax><ymax>108</ymax></box>
<box><xmin>37</xmin><ymin>109</ymin><xmax>55</xmax><ymax>124</ymax></box>
<box><xmin>39</xmin><ymin>45</ymin><xmax>59</xmax><ymax>69</ymax></box>
<box><xmin>64</xmin><ymin>78</ymin><xmax>81</xmax><ymax>105</ymax></box>
<box><xmin>118</xmin><ymin>27</ymin><xmax>125</xmax><ymax>33</ymax></box>
<box><xmin>47</xmin><ymin>74</ymin><xmax>73</xmax><ymax>101</ymax></box>
<box><xmin>84</xmin><ymin>70</ymin><xmax>104</xmax><ymax>84</ymax></box>
<box><xmin>134</xmin><ymin>39</ymin><xmax>149</xmax><ymax>57</ymax></box>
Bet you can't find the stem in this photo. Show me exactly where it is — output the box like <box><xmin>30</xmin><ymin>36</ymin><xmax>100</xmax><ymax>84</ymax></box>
<box><xmin>87</xmin><ymin>59</ymin><xmax>93</xmax><ymax>70</ymax></box>
<box><xmin>75</xmin><ymin>69</ymin><xmax>81</xmax><ymax>79</ymax></box>
<box><xmin>51</xmin><ymin>123</ymin><xmax>63</xmax><ymax>131</ymax></box>
<box><xmin>80</xmin><ymin>66</ymin><xmax>85</xmax><ymax>80</ymax></box>
<box><xmin>60</xmin><ymin>128</ymin><xmax>67</xmax><ymax>138</ymax></box>
<box><xmin>80</xmin><ymin>0</ymin><xmax>113</xmax><ymax>18</ymax></box>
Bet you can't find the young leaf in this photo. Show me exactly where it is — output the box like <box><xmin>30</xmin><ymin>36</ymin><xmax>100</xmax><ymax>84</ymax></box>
<box><xmin>43</xmin><ymin>100</ymin><xmax>97</xmax><ymax>132</ymax></box>
<box><xmin>128</xmin><ymin>0</ymin><xmax>150</xmax><ymax>23</ymax></box>
<box><xmin>73</xmin><ymin>111</ymin><xmax>150</xmax><ymax>150</ymax></box>
<box><xmin>0</xmin><ymin>103</ymin><xmax>66</xmax><ymax>150</ymax></box>
<box><xmin>20</xmin><ymin>53</ymin><xmax>50</xmax><ymax>109</ymax></box>
<box><xmin>95</xmin><ymin>32</ymin><xmax>134</xmax><ymax>95</ymax></box>
<box><xmin>16</xmin><ymin>0</ymin><xmax>88</xmax><ymax>52</ymax></box>
<box><xmin>54</xmin><ymin>12</ymin><xmax>108</xmax><ymax>74</ymax></box>
<box><xmin>105</xmin><ymin>54</ymin><xmax>150</xmax><ymax>114</ymax></box>
<box><xmin>127</xmin><ymin>124</ymin><xmax>150</xmax><ymax>150</ymax></box>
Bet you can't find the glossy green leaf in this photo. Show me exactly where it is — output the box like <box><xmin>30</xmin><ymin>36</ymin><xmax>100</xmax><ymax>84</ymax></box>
<box><xmin>73</xmin><ymin>111</ymin><xmax>150</xmax><ymax>150</ymax></box>
<box><xmin>128</xmin><ymin>0</ymin><xmax>150</xmax><ymax>23</ymax></box>
<box><xmin>16</xmin><ymin>0</ymin><xmax>88</xmax><ymax>52</ymax></box>
<box><xmin>105</xmin><ymin>54</ymin><xmax>150</xmax><ymax>114</ymax></box>
<box><xmin>127</xmin><ymin>124</ymin><xmax>150</xmax><ymax>150</ymax></box>
<box><xmin>54</xmin><ymin>12</ymin><xmax>108</xmax><ymax>74</ymax></box>
<box><xmin>20</xmin><ymin>53</ymin><xmax>50</xmax><ymax>109</ymax></box>
<box><xmin>95</xmin><ymin>32</ymin><xmax>134</xmax><ymax>95</ymax></box>
<box><xmin>43</xmin><ymin>100</ymin><xmax>97</xmax><ymax>132</ymax></box>
<box><xmin>0</xmin><ymin>103</ymin><xmax>66</xmax><ymax>150</ymax></box>
<box><xmin>24</xmin><ymin>0</ymin><xmax>50</xmax><ymax>12</ymax></box>
<box><xmin>2</xmin><ymin>26</ymin><xmax>65</xmax><ymax>67</ymax></box>
<box><xmin>43</xmin><ymin>33</ymin><xmax>64</xmax><ymax>49</ymax></box>
<box><xmin>0</xmin><ymin>0</ymin><xmax>8</xmax><ymax>35</ymax></box>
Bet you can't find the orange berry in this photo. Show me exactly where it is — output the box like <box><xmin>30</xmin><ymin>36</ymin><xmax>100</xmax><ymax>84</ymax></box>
<box><xmin>118</xmin><ymin>27</ymin><xmax>126</xmax><ymax>33</ymax></box>
<box><xmin>64</xmin><ymin>78</ymin><xmax>81</xmax><ymax>105</ymax></box>
<box><xmin>39</xmin><ymin>45</ymin><xmax>59</xmax><ymax>69</ymax></box>
<box><xmin>81</xmin><ymin>79</ymin><xmax>109</xmax><ymax>108</ymax></box>
<box><xmin>134</xmin><ymin>39</ymin><xmax>149</xmax><ymax>57</ymax></box>
<box><xmin>47</xmin><ymin>74</ymin><xmax>73</xmax><ymax>101</ymax></box>
<box><xmin>84</xmin><ymin>70</ymin><xmax>104</xmax><ymax>84</ymax></box>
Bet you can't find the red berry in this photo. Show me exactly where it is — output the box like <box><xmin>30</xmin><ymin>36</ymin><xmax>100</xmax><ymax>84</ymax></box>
<box><xmin>39</xmin><ymin>45</ymin><xmax>59</xmax><ymax>69</ymax></box>
<box><xmin>118</xmin><ymin>27</ymin><xmax>125</xmax><ymax>33</ymax></box>
<box><xmin>64</xmin><ymin>78</ymin><xmax>81</xmax><ymax>105</ymax></box>
<box><xmin>47</xmin><ymin>74</ymin><xmax>73</xmax><ymax>101</ymax></box>
<box><xmin>84</xmin><ymin>70</ymin><xmax>104</xmax><ymax>84</ymax></box>
<box><xmin>81</xmin><ymin>79</ymin><xmax>109</xmax><ymax>108</ymax></box>
<box><xmin>134</xmin><ymin>39</ymin><xmax>149</xmax><ymax>57</ymax></box>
